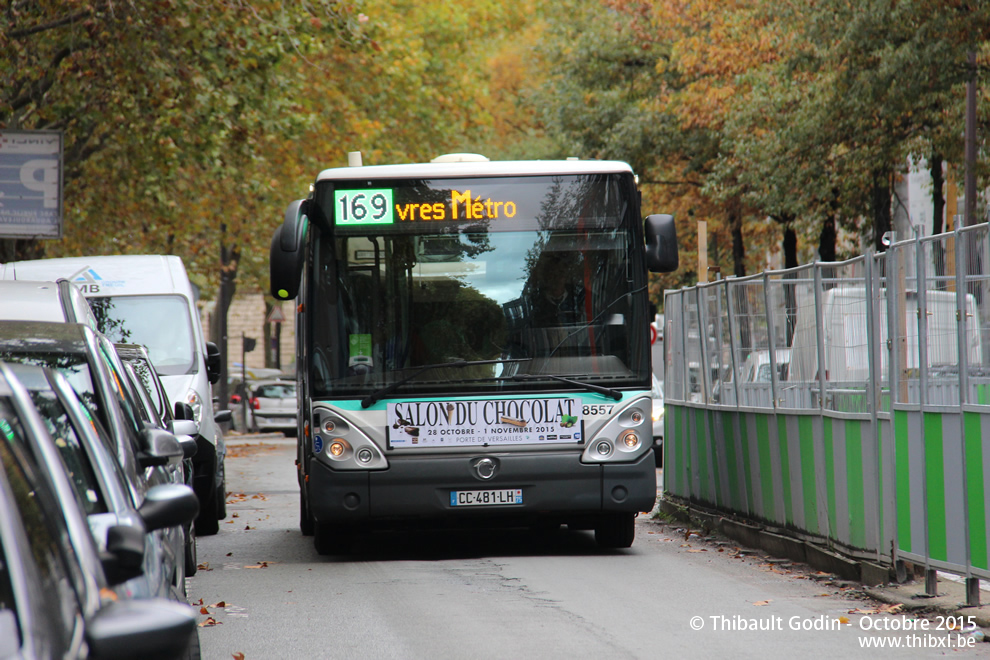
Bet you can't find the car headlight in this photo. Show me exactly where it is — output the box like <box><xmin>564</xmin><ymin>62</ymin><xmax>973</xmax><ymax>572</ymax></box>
<box><xmin>185</xmin><ymin>389</ymin><xmax>203</xmax><ymax>425</ymax></box>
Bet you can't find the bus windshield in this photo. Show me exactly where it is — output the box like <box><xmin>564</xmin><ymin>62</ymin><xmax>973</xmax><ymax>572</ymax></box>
<box><xmin>309</xmin><ymin>173</ymin><xmax>652</xmax><ymax>398</ymax></box>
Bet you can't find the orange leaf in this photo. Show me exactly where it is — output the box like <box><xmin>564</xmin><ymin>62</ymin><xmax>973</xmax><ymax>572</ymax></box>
<box><xmin>200</xmin><ymin>607</ymin><xmax>210</xmax><ymax>615</ymax></box>
<box><xmin>753</xmin><ymin>600</ymin><xmax>771</xmax><ymax>606</ymax></box>
<box><xmin>233</xmin><ymin>654</ymin><xmax>245</xmax><ymax>660</ymax></box>
<box><xmin>212</xmin><ymin>601</ymin><xmax>226</xmax><ymax>608</ymax></box>
<box><xmin>839</xmin><ymin>616</ymin><xmax>850</xmax><ymax>625</ymax></box>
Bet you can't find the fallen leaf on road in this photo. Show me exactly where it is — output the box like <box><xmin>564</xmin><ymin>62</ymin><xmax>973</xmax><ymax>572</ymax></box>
<box><xmin>839</xmin><ymin>616</ymin><xmax>850</xmax><ymax>625</ymax></box>
<box><xmin>199</xmin><ymin>617</ymin><xmax>221</xmax><ymax>627</ymax></box>
<box><xmin>197</xmin><ymin>563</ymin><xmax>212</xmax><ymax>571</ymax></box>
<box><xmin>245</xmin><ymin>525</ymin><xmax>253</xmax><ymax>530</ymax></box>
<box><xmin>212</xmin><ymin>601</ymin><xmax>227</xmax><ymax>608</ymax></box>
<box><xmin>753</xmin><ymin>600</ymin><xmax>771</xmax><ymax>606</ymax></box>
<box><xmin>686</xmin><ymin>548</ymin><xmax>707</xmax><ymax>553</ymax></box>
<box><xmin>245</xmin><ymin>562</ymin><xmax>270</xmax><ymax>569</ymax></box>
<box><xmin>200</xmin><ymin>607</ymin><xmax>210</xmax><ymax>615</ymax></box>
<box><xmin>233</xmin><ymin>654</ymin><xmax>245</xmax><ymax>660</ymax></box>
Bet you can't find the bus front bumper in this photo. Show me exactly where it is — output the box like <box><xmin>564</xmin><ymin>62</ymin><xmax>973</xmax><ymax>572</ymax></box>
<box><xmin>306</xmin><ymin>449</ymin><xmax>658</xmax><ymax>525</ymax></box>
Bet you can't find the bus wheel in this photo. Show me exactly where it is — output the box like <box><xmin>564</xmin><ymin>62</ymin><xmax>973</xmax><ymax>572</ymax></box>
<box><xmin>314</xmin><ymin>523</ymin><xmax>353</xmax><ymax>556</ymax></box>
<box><xmin>594</xmin><ymin>513</ymin><xmax>635</xmax><ymax>549</ymax></box>
<box><xmin>300</xmin><ymin>493</ymin><xmax>314</xmax><ymax>536</ymax></box>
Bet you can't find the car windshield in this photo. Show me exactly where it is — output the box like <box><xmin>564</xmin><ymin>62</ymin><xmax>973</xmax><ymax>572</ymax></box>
<box><xmin>87</xmin><ymin>295</ymin><xmax>198</xmax><ymax>376</ymax></box>
<box><xmin>255</xmin><ymin>383</ymin><xmax>295</xmax><ymax>399</ymax></box>
<box><xmin>0</xmin><ymin>351</ymin><xmax>99</xmax><ymax>423</ymax></box>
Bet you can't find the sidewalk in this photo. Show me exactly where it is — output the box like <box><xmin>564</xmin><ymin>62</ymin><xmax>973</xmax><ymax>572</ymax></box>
<box><xmin>866</xmin><ymin>576</ymin><xmax>990</xmax><ymax>631</ymax></box>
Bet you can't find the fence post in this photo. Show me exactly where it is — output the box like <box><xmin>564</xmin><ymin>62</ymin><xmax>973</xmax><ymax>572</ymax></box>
<box><xmin>763</xmin><ymin>272</ymin><xmax>780</xmax><ymax>408</ymax></box>
<box><xmin>914</xmin><ymin>227</ymin><xmax>938</xmax><ymax>597</ymax></box>
<box><xmin>724</xmin><ymin>279</ymin><xmax>740</xmax><ymax>408</ymax></box>
<box><xmin>813</xmin><ymin>264</ymin><xmax>827</xmax><ymax>410</ymax></box>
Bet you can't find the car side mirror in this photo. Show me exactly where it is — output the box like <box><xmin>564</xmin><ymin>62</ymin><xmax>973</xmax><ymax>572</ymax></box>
<box><xmin>205</xmin><ymin>342</ymin><xmax>222</xmax><ymax>385</ymax></box>
<box><xmin>86</xmin><ymin>599</ymin><xmax>197</xmax><ymax>660</ymax></box>
<box><xmin>139</xmin><ymin>483</ymin><xmax>200</xmax><ymax>532</ymax></box>
<box><xmin>644</xmin><ymin>214</ymin><xmax>679</xmax><ymax>273</ymax></box>
<box><xmin>214</xmin><ymin>409</ymin><xmax>233</xmax><ymax>424</ymax></box>
<box><xmin>101</xmin><ymin>523</ymin><xmax>146</xmax><ymax>586</ymax></box>
<box><xmin>137</xmin><ymin>428</ymin><xmax>183</xmax><ymax>468</ymax></box>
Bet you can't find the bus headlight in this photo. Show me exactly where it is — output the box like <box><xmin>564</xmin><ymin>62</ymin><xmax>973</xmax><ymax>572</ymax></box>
<box><xmin>313</xmin><ymin>410</ymin><xmax>387</xmax><ymax>470</ymax></box>
<box><xmin>328</xmin><ymin>439</ymin><xmax>349</xmax><ymax>457</ymax></box>
<box><xmin>620</xmin><ymin>430</ymin><xmax>640</xmax><ymax>449</ymax></box>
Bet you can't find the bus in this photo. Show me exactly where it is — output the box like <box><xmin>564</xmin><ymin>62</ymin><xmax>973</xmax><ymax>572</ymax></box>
<box><xmin>270</xmin><ymin>153</ymin><xmax>678</xmax><ymax>553</ymax></box>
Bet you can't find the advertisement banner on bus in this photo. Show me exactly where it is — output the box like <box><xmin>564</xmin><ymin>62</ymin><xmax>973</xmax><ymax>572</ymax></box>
<box><xmin>387</xmin><ymin>397</ymin><xmax>583</xmax><ymax>447</ymax></box>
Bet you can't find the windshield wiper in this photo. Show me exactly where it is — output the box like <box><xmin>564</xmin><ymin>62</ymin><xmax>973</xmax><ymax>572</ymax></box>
<box><xmin>360</xmin><ymin>358</ymin><xmax>531</xmax><ymax>408</ymax></box>
<box><xmin>512</xmin><ymin>373</ymin><xmax>622</xmax><ymax>401</ymax></box>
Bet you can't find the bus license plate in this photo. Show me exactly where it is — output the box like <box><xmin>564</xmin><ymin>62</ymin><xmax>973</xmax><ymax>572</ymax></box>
<box><xmin>450</xmin><ymin>489</ymin><xmax>523</xmax><ymax>507</ymax></box>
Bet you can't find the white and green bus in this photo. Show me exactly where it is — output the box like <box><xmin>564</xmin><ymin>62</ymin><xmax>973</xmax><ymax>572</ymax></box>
<box><xmin>270</xmin><ymin>153</ymin><xmax>678</xmax><ymax>553</ymax></box>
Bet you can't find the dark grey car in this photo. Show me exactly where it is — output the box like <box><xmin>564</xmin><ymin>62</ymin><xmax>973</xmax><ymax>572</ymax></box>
<box><xmin>0</xmin><ymin>321</ymin><xmax>194</xmax><ymax>595</ymax></box>
<box><xmin>0</xmin><ymin>361</ymin><xmax>197</xmax><ymax>659</ymax></box>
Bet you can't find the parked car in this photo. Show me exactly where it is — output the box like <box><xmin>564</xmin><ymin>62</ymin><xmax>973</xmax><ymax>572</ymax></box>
<box><xmin>651</xmin><ymin>374</ymin><xmax>664</xmax><ymax>467</ymax></box>
<box><xmin>0</xmin><ymin>362</ymin><xmax>197</xmax><ymax>659</ymax></box>
<box><xmin>0</xmin><ymin>321</ymin><xmax>195</xmax><ymax>595</ymax></box>
<box><xmin>248</xmin><ymin>378</ymin><xmax>298</xmax><ymax>434</ymax></box>
<box><xmin>117</xmin><ymin>342</ymin><xmax>201</xmax><ymax>576</ymax></box>
<box><xmin>8</xmin><ymin>361</ymin><xmax>199</xmax><ymax>604</ymax></box>
<box><xmin>0</xmin><ymin>278</ymin><xmax>99</xmax><ymax>329</ymax></box>
<box><xmin>0</xmin><ymin>255</ymin><xmax>228</xmax><ymax>537</ymax></box>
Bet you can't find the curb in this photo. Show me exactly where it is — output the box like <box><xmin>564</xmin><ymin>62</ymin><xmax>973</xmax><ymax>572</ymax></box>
<box><xmin>658</xmin><ymin>498</ymin><xmax>990</xmax><ymax>632</ymax></box>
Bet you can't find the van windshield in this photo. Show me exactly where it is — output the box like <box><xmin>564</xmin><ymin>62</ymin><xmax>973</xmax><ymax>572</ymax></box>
<box><xmin>88</xmin><ymin>295</ymin><xmax>197</xmax><ymax>376</ymax></box>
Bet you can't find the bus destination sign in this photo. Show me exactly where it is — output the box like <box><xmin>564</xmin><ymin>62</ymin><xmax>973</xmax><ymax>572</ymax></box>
<box><xmin>335</xmin><ymin>188</ymin><xmax>518</xmax><ymax>226</ymax></box>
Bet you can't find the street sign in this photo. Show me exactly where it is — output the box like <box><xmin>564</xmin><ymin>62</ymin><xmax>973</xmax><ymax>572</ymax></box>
<box><xmin>266</xmin><ymin>304</ymin><xmax>286</xmax><ymax>324</ymax></box>
<box><xmin>0</xmin><ymin>130</ymin><xmax>63</xmax><ymax>238</ymax></box>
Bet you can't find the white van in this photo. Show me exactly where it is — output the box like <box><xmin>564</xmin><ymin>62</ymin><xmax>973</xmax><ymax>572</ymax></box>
<box><xmin>0</xmin><ymin>255</ymin><xmax>228</xmax><ymax>535</ymax></box>
<box><xmin>789</xmin><ymin>285</ymin><xmax>982</xmax><ymax>382</ymax></box>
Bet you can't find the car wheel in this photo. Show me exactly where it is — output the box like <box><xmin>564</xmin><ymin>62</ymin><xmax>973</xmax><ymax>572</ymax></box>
<box><xmin>184</xmin><ymin>523</ymin><xmax>198</xmax><ymax>576</ymax></box>
<box><xmin>314</xmin><ymin>522</ymin><xmax>353</xmax><ymax>556</ymax></box>
<box><xmin>216</xmin><ymin>477</ymin><xmax>227</xmax><ymax>521</ymax></box>
<box><xmin>194</xmin><ymin>484</ymin><xmax>220</xmax><ymax>536</ymax></box>
<box><xmin>300</xmin><ymin>491</ymin><xmax>314</xmax><ymax>536</ymax></box>
<box><xmin>182</xmin><ymin>625</ymin><xmax>202</xmax><ymax>660</ymax></box>
<box><xmin>594</xmin><ymin>512</ymin><xmax>636</xmax><ymax>549</ymax></box>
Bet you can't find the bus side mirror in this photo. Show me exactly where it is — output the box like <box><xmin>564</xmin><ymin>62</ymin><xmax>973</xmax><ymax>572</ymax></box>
<box><xmin>645</xmin><ymin>214</ymin><xmax>679</xmax><ymax>273</ymax></box>
<box><xmin>270</xmin><ymin>199</ymin><xmax>309</xmax><ymax>301</ymax></box>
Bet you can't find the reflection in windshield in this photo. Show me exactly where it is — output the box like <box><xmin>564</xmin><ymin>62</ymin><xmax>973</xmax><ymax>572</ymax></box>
<box><xmin>88</xmin><ymin>296</ymin><xmax>197</xmax><ymax>376</ymax></box>
<box><xmin>312</xmin><ymin>231</ymin><xmax>647</xmax><ymax>397</ymax></box>
<box><xmin>0</xmin><ymin>352</ymin><xmax>101</xmax><ymax>430</ymax></box>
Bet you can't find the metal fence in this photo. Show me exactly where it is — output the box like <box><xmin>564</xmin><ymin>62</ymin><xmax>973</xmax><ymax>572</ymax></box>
<box><xmin>664</xmin><ymin>222</ymin><xmax>990</xmax><ymax>604</ymax></box>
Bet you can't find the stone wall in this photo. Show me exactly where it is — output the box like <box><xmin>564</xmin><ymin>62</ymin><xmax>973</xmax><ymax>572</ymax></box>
<box><xmin>198</xmin><ymin>292</ymin><xmax>296</xmax><ymax>376</ymax></box>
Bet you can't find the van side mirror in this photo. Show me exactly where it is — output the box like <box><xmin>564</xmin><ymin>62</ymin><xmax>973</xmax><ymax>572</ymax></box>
<box><xmin>174</xmin><ymin>401</ymin><xmax>195</xmax><ymax>421</ymax></box>
<box><xmin>270</xmin><ymin>199</ymin><xmax>309</xmax><ymax>301</ymax></box>
<box><xmin>205</xmin><ymin>342</ymin><xmax>221</xmax><ymax>384</ymax></box>
<box><xmin>645</xmin><ymin>214</ymin><xmax>679</xmax><ymax>273</ymax></box>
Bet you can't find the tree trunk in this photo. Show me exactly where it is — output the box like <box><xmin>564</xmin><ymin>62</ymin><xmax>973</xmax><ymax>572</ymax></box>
<box><xmin>211</xmin><ymin>223</ymin><xmax>240</xmax><ymax>409</ymax></box>
<box><xmin>819</xmin><ymin>217</ymin><xmax>836</xmax><ymax>262</ymax></box>
<box><xmin>930</xmin><ymin>153</ymin><xmax>947</xmax><ymax>288</ymax></box>
<box><xmin>729</xmin><ymin>205</ymin><xmax>751</xmax><ymax>361</ymax></box>
<box><xmin>782</xmin><ymin>221</ymin><xmax>798</xmax><ymax>345</ymax></box>
<box><xmin>872</xmin><ymin>169</ymin><xmax>892</xmax><ymax>252</ymax></box>
<box><xmin>0</xmin><ymin>238</ymin><xmax>46</xmax><ymax>263</ymax></box>
<box><xmin>730</xmin><ymin>206</ymin><xmax>746</xmax><ymax>278</ymax></box>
